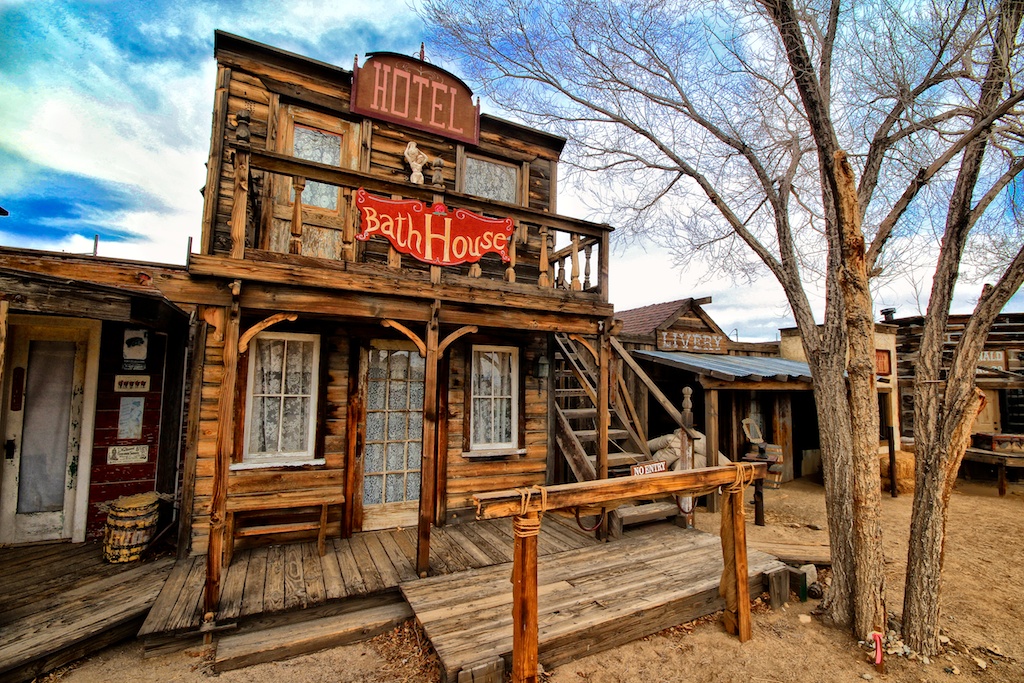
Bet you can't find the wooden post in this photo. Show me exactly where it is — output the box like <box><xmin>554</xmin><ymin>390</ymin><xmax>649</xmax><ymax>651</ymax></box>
<box><xmin>538</xmin><ymin>226</ymin><xmax>550</xmax><ymax>287</ymax></box>
<box><xmin>205</xmin><ymin>286</ymin><xmax>242</xmax><ymax>617</ymax></box>
<box><xmin>416</xmin><ymin>306</ymin><xmax>441</xmax><ymax>577</ymax></box>
<box><xmin>570</xmin><ymin>234</ymin><xmax>581</xmax><ymax>291</ymax></box>
<box><xmin>887</xmin><ymin>426</ymin><xmax>898</xmax><ymax>498</ymax></box>
<box><xmin>583</xmin><ymin>243</ymin><xmax>592</xmax><ymax>290</ymax></box>
<box><xmin>228</xmin><ymin>146</ymin><xmax>250</xmax><ymax>259</ymax></box>
<box><xmin>681</xmin><ymin>387</ymin><xmax>694</xmax><ymax>527</ymax></box>
<box><xmin>511</xmin><ymin>512</ymin><xmax>540</xmax><ymax>683</ymax></box>
<box><xmin>289</xmin><ymin>177</ymin><xmax>306</xmax><ymax>255</ymax></box>
<box><xmin>705</xmin><ymin>389</ymin><xmax>721</xmax><ymax>513</ymax></box>
<box><xmin>0</xmin><ymin>300</ymin><xmax>8</xmax><ymax>407</ymax></box>
<box><xmin>720</xmin><ymin>485</ymin><xmax>753</xmax><ymax>642</ymax></box>
<box><xmin>505</xmin><ymin>227</ymin><xmax>517</xmax><ymax>283</ymax></box>
<box><xmin>597</xmin><ymin>324</ymin><xmax>610</xmax><ymax>538</ymax></box>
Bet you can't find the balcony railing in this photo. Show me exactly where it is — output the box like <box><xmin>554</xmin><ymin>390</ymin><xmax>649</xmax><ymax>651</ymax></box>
<box><xmin>219</xmin><ymin>139</ymin><xmax>611</xmax><ymax>303</ymax></box>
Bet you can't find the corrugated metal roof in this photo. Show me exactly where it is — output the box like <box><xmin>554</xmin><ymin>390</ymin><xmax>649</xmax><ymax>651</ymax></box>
<box><xmin>633</xmin><ymin>350</ymin><xmax>814</xmax><ymax>383</ymax></box>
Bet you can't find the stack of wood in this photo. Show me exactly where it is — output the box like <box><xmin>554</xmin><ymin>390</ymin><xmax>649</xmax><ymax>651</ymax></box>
<box><xmin>879</xmin><ymin>450</ymin><xmax>916</xmax><ymax>493</ymax></box>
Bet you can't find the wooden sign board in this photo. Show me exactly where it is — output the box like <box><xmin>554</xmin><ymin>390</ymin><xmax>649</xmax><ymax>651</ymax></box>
<box><xmin>351</xmin><ymin>53</ymin><xmax>480</xmax><ymax>145</ymax></box>
<box><xmin>657</xmin><ymin>330</ymin><xmax>728</xmax><ymax>354</ymax></box>
<box><xmin>355</xmin><ymin>188</ymin><xmax>513</xmax><ymax>266</ymax></box>
<box><xmin>978</xmin><ymin>350</ymin><xmax>1006</xmax><ymax>369</ymax></box>
<box><xmin>630</xmin><ymin>460</ymin><xmax>668</xmax><ymax>476</ymax></box>
<box><xmin>875</xmin><ymin>350</ymin><xmax>891</xmax><ymax>376</ymax></box>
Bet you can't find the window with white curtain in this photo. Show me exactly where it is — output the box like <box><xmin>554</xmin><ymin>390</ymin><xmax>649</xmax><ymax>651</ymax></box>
<box><xmin>243</xmin><ymin>332</ymin><xmax>320</xmax><ymax>464</ymax></box>
<box><xmin>470</xmin><ymin>346</ymin><xmax>518</xmax><ymax>450</ymax></box>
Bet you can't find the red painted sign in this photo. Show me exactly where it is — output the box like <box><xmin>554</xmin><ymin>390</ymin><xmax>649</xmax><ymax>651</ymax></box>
<box><xmin>355</xmin><ymin>188</ymin><xmax>514</xmax><ymax>266</ymax></box>
<box><xmin>351</xmin><ymin>53</ymin><xmax>480</xmax><ymax>145</ymax></box>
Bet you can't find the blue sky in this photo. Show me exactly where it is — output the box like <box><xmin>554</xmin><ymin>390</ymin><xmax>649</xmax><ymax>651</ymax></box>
<box><xmin>0</xmin><ymin>0</ymin><xmax>1018</xmax><ymax>340</ymax></box>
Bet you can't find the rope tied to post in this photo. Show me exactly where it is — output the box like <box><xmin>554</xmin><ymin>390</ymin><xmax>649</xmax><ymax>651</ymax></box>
<box><xmin>512</xmin><ymin>485</ymin><xmax>549</xmax><ymax>538</ymax></box>
<box><xmin>724</xmin><ymin>461</ymin><xmax>757</xmax><ymax>496</ymax></box>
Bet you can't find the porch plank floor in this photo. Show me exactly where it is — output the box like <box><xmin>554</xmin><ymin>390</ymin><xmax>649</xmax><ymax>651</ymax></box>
<box><xmin>401</xmin><ymin>524</ymin><xmax>788</xmax><ymax>683</ymax></box>
<box><xmin>0</xmin><ymin>542</ymin><xmax>174</xmax><ymax>683</ymax></box>
<box><xmin>139</xmin><ymin>515</ymin><xmax>598</xmax><ymax>637</ymax></box>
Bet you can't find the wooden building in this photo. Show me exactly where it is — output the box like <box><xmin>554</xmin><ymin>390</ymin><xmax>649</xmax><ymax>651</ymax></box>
<box><xmin>179</xmin><ymin>32</ymin><xmax>614</xmax><ymax>607</ymax></box>
<box><xmin>617</xmin><ymin>298</ymin><xmax>903</xmax><ymax>483</ymax></box>
<box><xmin>891</xmin><ymin>312</ymin><xmax>1024</xmax><ymax>439</ymax></box>
<box><xmin>0</xmin><ymin>256</ymin><xmax>189</xmax><ymax>544</ymax></box>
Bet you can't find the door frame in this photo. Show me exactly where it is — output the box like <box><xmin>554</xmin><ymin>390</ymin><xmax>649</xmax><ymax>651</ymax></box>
<box><xmin>1</xmin><ymin>315</ymin><xmax>100</xmax><ymax>543</ymax></box>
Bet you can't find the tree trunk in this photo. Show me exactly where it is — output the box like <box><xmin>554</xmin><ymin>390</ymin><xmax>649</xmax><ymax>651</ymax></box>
<box><xmin>902</xmin><ymin>386</ymin><xmax>984</xmax><ymax>653</ymax></box>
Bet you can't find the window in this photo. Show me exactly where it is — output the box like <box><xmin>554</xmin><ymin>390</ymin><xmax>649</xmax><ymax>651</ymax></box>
<box><xmin>464</xmin><ymin>155</ymin><xmax>519</xmax><ymax>204</ymax></box>
<box><xmin>243</xmin><ymin>332</ymin><xmax>320</xmax><ymax>465</ymax></box>
<box><xmin>292</xmin><ymin>124</ymin><xmax>342</xmax><ymax>210</ymax></box>
<box><xmin>470</xmin><ymin>346</ymin><xmax>518</xmax><ymax>450</ymax></box>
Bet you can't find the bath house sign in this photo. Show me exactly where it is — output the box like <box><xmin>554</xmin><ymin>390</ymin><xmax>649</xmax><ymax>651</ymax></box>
<box><xmin>355</xmin><ymin>188</ymin><xmax>514</xmax><ymax>266</ymax></box>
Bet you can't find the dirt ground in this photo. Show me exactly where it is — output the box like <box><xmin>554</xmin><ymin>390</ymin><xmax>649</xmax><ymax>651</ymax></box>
<box><xmin>47</xmin><ymin>476</ymin><xmax>1024</xmax><ymax>683</ymax></box>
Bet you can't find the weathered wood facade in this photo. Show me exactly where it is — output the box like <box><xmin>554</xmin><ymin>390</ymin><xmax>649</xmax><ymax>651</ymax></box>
<box><xmin>891</xmin><ymin>312</ymin><xmax>1024</xmax><ymax>439</ymax></box>
<box><xmin>0</xmin><ymin>256</ymin><xmax>190</xmax><ymax>544</ymax></box>
<box><xmin>185</xmin><ymin>32</ymin><xmax>613</xmax><ymax>608</ymax></box>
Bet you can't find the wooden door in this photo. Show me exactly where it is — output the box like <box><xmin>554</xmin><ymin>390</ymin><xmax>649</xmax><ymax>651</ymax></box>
<box><xmin>972</xmin><ymin>389</ymin><xmax>1002</xmax><ymax>434</ymax></box>
<box><xmin>359</xmin><ymin>341</ymin><xmax>425</xmax><ymax>531</ymax></box>
<box><xmin>0</xmin><ymin>322</ymin><xmax>96</xmax><ymax>543</ymax></box>
<box><xmin>267</xmin><ymin>105</ymin><xmax>361</xmax><ymax>259</ymax></box>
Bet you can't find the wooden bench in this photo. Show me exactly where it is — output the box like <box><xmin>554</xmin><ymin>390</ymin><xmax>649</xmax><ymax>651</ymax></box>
<box><xmin>224</xmin><ymin>489</ymin><xmax>345</xmax><ymax>566</ymax></box>
<box><xmin>964</xmin><ymin>447</ymin><xmax>1024</xmax><ymax>496</ymax></box>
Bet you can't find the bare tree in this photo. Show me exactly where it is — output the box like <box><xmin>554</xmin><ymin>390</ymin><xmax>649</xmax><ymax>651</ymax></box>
<box><xmin>419</xmin><ymin>0</ymin><xmax>1024</xmax><ymax>652</ymax></box>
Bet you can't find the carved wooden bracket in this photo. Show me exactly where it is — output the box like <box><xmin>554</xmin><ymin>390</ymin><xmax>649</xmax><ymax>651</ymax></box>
<box><xmin>238</xmin><ymin>312</ymin><xmax>298</xmax><ymax>353</ymax></box>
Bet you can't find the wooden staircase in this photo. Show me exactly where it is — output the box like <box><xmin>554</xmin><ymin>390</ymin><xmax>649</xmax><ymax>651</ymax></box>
<box><xmin>553</xmin><ymin>333</ymin><xmax>698</xmax><ymax>535</ymax></box>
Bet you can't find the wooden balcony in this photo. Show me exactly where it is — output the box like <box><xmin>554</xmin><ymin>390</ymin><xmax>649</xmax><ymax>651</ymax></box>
<box><xmin>195</xmin><ymin>141</ymin><xmax>614</xmax><ymax>322</ymax></box>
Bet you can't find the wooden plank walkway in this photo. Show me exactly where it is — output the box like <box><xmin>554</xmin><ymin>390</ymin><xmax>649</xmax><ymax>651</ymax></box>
<box><xmin>0</xmin><ymin>541</ymin><xmax>174</xmax><ymax>683</ymax></box>
<box><xmin>401</xmin><ymin>524</ymin><xmax>788</xmax><ymax>683</ymax></box>
<box><xmin>140</xmin><ymin>515</ymin><xmax>598</xmax><ymax>636</ymax></box>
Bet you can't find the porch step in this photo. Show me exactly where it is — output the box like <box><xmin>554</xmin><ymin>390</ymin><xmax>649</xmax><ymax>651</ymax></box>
<box><xmin>561</xmin><ymin>408</ymin><xmax>597</xmax><ymax>420</ymax></box>
<box><xmin>214</xmin><ymin>599</ymin><xmax>412</xmax><ymax>672</ymax></box>
<box><xmin>573</xmin><ymin>428</ymin><xmax>629</xmax><ymax>443</ymax></box>
<box><xmin>585</xmin><ymin>452</ymin><xmax>645</xmax><ymax>469</ymax></box>
<box><xmin>609</xmin><ymin>500</ymin><xmax>680</xmax><ymax>538</ymax></box>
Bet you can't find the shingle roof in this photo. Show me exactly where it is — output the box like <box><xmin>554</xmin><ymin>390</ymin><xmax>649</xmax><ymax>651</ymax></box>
<box><xmin>617</xmin><ymin>299</ymin><xmax>692</xmax><ymax>337</ymax></box>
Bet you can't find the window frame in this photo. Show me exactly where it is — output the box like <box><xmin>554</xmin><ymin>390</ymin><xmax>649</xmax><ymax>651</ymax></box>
<box><xmin>239</xmin><ymin>331</ymin><xmax>322</xmax><ymax>467</ymax></box>
<box><xmin>275</xmin><ymin>105</ymin><xmax>361</xmax><ymax>217</ymax></box>
<box><xmin>468</xmin><ymin>345</ymin><xmax>520</xmax><ymax>454</ymax></box>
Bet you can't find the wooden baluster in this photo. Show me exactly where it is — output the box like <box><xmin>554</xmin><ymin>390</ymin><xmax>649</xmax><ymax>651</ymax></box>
<box><xmin>584</xmin><ymin>243</ymin><xmax>593</xmax><ymax>290</ymax></box>
<box><xmin>538</xmin><ymin>226</ymin><xmax>550</xmax><ymax>287</ymax></box>
<box><xmin>505</xmin><ymin>224</ymin><xmax>517</xmax><ymax>283</ymax></box>
<box><xmin>342</xmin><ymin>189</ymin><xmax>355</xmax><ymax>261</ymax></box>
<box><xmin>388</xmin><ymin>194</ymin><xmax>404</xmax><ymax>269</ymax></box>
<box><xmin>290</xmin><ymin>177</ymin><xmax>305</xmax><ymax>255</ymax></box>
<box><xmin>556</xmin><ymin>260</ymin><xmax>566</xmax><ymax>289</ymax></box>
<box><xmin>570</xmin><ymin>234</ymin><xmax>582</xmax><ymax>291</ymax></box>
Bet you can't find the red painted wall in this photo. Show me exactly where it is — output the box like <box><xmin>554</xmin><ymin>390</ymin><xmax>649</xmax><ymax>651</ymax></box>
<box><xmin>86</xmin><ymin>323</ymin><xmax>166</xmax><ymax>537</ymax></box>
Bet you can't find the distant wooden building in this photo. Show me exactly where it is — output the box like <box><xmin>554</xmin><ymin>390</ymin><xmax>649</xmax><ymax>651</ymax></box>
<box><xmin>0</xmin><ymin>257</ymin><xmax>189</xmax><ymax>544</ymax></box>
<box><xmin>891</xmin><ymin>312</ymin><xmax>1024</xmax><ymax>439</ymax></box>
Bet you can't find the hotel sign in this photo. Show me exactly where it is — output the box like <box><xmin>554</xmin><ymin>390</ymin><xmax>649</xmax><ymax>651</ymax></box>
<box><xmin>351</xmin><ymin>53</ymin><xmax>480</xmax><ymax>145</ymax></box>
<box><xmin>355</xmin><ymin>189</ymin><xmax>513</xmax><ymax>266</ymax></box>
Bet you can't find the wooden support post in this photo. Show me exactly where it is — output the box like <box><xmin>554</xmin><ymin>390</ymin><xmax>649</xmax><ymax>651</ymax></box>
<box><xmin>570</xmin><ymin>234</ymin><xmax>581</xmax><ymax>291</ymax></box>
<box><xmin>705</xmin><ymin>389</ymin><xmax>721</xmax><ymax>513</ymax></box>
<box><xmin>416</xmin><ymin>305</ymin><xmax>441</xmax><ymax>577</ymax></box>
<box><xmin>0</xmin><ymin>300</ymin><xmax>8</xmax><ymax>405</ymax></box>
<box><xmin>228</xmin><ymin>146</ymin><xmax>250</xmax><ymax>259</ymax></box>
<box><xmin>720</xmin><ymin>486</ymin><xmax>752</xmax><ymax>642</ymax></box>
<box><xmin>289</xmin><ymin>177</ymin><xmax>306</xmax><ymax>254</ymax></box>
<box><xmin>538</xmin><ymin>226</ymin><xmax>550</xmax><ymax>287</ymax></box>
<box><xmin>511</xmin><ymin>512</ymin><xmax>540</xmax><ymax>683</ymax></box>
<box><xmin>205</xmin><ymin>286</ymin><xmax>242</xmax><ymax>617</ymax></box>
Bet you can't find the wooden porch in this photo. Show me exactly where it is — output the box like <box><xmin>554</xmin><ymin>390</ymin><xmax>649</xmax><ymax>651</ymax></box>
<box><xmin>0</xmin><ymin>541</ymin><xmax>174</xmax><ymax>683</ymax></box>
<box><xmin>140</xmin><ymin>514</ymin><xmax>600</xmax><ymax>636</ymax></box>
<box><xmin>403</xmin><ymin>524</ymin><xmax>786</xmax><ymax>683</ymax></box>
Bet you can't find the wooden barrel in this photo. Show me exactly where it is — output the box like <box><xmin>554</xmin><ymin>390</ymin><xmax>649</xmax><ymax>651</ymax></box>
<box><xmin>102</xmin><ymin>491</ymin><xmax>160</xmax><ymax>563</ymax></box>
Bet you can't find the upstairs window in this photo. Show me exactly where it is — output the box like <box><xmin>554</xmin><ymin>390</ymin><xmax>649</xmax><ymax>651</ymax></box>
<box><xmin>464</xmin><ymin>155</ymin><xmax>519</xmax><ymax>205</ymax></box>
<box><xmin>243</xmin><ymin>332</ymin><xmax>321</xmax><ymax>465</ymax></box>
<box><xmin>292</xmin><ymin>124</ymin><xmax>342</xmax><ymax>210</ymax></box>
<box><xmin>470</xmin><ymin>346</ymin><xmax>518</xmax><ymax>450</ymax></box>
